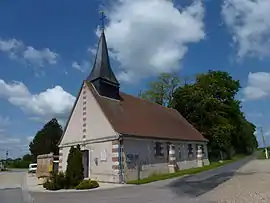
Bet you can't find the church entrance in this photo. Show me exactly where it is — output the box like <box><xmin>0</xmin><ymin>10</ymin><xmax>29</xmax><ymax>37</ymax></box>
<box><xmin>82</xmin><ymin>150</ymin><xmax>89</xmax><ymax>178</ymax></box>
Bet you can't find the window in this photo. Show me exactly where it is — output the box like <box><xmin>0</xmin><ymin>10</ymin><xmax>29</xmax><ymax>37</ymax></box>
<box><xmin>83</xmin><ymin>123</ymin><xmax>86</xmax><ymax>127</ymax></box>
<box><xmin>83</xmin><ymin>112</ymin><xmax>86</xmax><ymax>116</ymax></box>
<box><xmin>100</xmin><ymin>150</ymin><xmax>107</xmax><ymax>161</ymax></box>
<box><xmin>83</xmin><ymin>96</ymin><xmax>87</xmax><ymax>100</ymax></box>
<box><xmin>188</xmin><ymin>144</ymin><xmax>193</xmax><ymax>157</ymax></box>
<box><xmin>178</xmin><ymin>146</ymin><xmax>182</xmax><ymax>160</ymax></box>
<box><xmin>202</xmin><ymin>145</ymin><xmax>205</xmax><ymax>158</ymax></box>
<box><xmin>154</xmin><ymin>142</ymin><xmax>164</xmax><ymax>156</ymax></box>
<box><xmin>83</xmin><ymin>101</ymin><xmax>87</xmax><ymax>105</ymax></box>
<box><xmin>83</xmin><ymin>107</ymin><xmax>86</xmax><ymax>111</ymax></box>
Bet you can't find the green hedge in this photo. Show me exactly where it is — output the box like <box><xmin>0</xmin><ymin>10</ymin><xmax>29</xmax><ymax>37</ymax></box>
<box><xmin>43</xmin><ymin>172</ymin><xmax>99</xmax><ymax>191</ymax></box>
<box><xmin>75</xmin><ymin>180</ymin><xmax>99</xmax><ymax>190</ymax></box>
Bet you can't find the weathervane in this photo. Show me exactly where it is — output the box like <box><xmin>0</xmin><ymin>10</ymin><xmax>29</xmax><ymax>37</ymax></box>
<box><xmin>99</xmin><ymin>10</ymin><xmax>106</xmax><ymax>31</ymax></box>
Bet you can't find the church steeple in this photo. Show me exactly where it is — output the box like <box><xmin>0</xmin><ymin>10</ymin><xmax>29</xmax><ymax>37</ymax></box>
<box><xmin>87</xmin><ymin>11</ymin><xmax>120</xmax><ymax>100</ymax></box>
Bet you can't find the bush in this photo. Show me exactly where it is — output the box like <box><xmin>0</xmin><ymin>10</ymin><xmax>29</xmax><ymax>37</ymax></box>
<box><xmin>75</xmin><ymin>180</ymin><xmax>99</xmax><ymax>190</ymax></box>
<box><xmin>43</xmin><ymin>172</ymin><xmax>67</xmax><ymax>190</ymax></box>
<box><xmin>66</xmin><ymin>145</ymin><xmax>84</xmax><ymax>188</ymax></box>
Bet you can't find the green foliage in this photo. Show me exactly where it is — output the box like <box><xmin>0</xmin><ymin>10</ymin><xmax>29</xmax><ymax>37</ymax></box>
<box><xmin>8</xmin><ymin>159</ymin><xmax>31</xmax><ymax>169</ymax></box>
<box><xmin>43</xmin><ymin>171</ymin><xmax>99</xmax><ymax>191</ymax></box>
<box><xmin>6</xmin><ymin>154</ymin><xmax>35</xmax><ymax>169</ymax></box>
<box><xmin>65</xmin><ymin>145</ymin><xmax>84</xmax><ymax>188</ymax></box>
<box><xmin>29</xmin><ymin>118</ymin><xmax>63</xmax><ymax>160</ymax></box>
<box><xmin>22</xmin><ymin>154</ymin><xmax>35</xmax><ymax>162</ymax></box>
<box><xmin>43</xmin><ymin>172</ymin><xmax>67</xmax><ymax>190</ymax></box>
<box><xmin>170</xmin><ymin>70</ymin><xmax>258</xmax><ymax>159</ymax></box>
<box><xmin>75</xmin><ymin>180</ymin><xmax>99</xmax><ymax>190</ymax></box>
<box><xmin>140</xmin><ymin>72</ymin><xmax>180</xmax><ymax>106</ymax></box>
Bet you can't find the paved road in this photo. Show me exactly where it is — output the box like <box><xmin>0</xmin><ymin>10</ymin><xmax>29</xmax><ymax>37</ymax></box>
<box><xmin>0</xmin><ymin>188</ymin><xmax>24</xmax><ymax>203</ymax></box>
<box><xmin>0</xmin><ymin>170</ymin><xmax>31</xmax><ymax>203</ymax></box>
<box><xmin>31</xmin><ymin>156</ymin><xmax>254</xmax><ymax>203</ymax></box>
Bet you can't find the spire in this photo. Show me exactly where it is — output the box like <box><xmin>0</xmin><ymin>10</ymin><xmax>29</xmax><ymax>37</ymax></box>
<box><xmin>87</xmin><ymin>11</ymin><xmax>120</xmax><ymax>99</ymax></box>
<box><xmin>87</xmin><ymin>31</ymin><xmax>119</xmax><ymax>85</ymax></box>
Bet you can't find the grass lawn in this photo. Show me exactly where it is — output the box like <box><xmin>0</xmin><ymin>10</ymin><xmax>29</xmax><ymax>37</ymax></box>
<box><xmin>127</xmin><ymin>155</ymin><xmax>246</xmax><ymax>185</ymax></box>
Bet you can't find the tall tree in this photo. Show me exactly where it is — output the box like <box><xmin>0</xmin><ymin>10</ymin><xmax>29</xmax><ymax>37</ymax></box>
<box><xmin>140</xmin><ymin>72</ymin><xmax>180</xmax><ymax>106</ymax></box>
<box><xmin>171</xmin><ymin>70</ymin><xmax>258</xmax><ymax>159</ymax></box>
<box><xmin>29</xmin><ymin>118</ymin><xmax>63</xmax><ymax>159</ymax></box>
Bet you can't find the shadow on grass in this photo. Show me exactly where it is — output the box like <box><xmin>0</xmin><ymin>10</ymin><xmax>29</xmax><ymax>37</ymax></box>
<box><xmin>165</xmin><ymin>155</ymin><xmax>254</xmax><ymax>198</ymax></box>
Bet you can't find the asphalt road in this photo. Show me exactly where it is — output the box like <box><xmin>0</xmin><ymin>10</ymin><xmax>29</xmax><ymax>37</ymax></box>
<box><xmin>0</xmin><ymin>188</ymin><xmax>24</xmax><ymax>203</ymax></box>
<box><xmin>31</xmin><ymin>156</ymin><xmax>254</xmax><ymax>203</ymax></box>
<box><xmin>0</xmin><ymin>170</ymin><xmax>30</xmax><ymax>203</ymax></box>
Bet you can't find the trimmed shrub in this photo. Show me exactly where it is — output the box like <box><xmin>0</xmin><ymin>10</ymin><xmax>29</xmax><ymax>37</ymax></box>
<box><xmin>75</xmin><ymin>180</ymin><xmax>99</xmax><ymax>190</ymax></box>
<box><xmin>43</xmin><ymin>172</ymin><xmax>67</xmax><ymax>190</ymax></box>
<box><xmin>66</xmin><ymin>145</ymin><xmax>84</xmax><ymax>188</ymax></box>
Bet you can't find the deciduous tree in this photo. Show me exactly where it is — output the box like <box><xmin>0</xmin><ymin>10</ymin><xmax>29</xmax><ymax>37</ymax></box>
<box><xmin>140</xmin><ymin>72</ymin><xmax>180</xmax><ymax>106</ymax></box>
<box><xmin>29</xmin><ymin>118</ymin><xmax>63</xmax><ymax>160</ymax></box>
<box><xmin>171</xmin><ymin>70</ymin><xmax>258</xmax><ymax>159</ymax></box>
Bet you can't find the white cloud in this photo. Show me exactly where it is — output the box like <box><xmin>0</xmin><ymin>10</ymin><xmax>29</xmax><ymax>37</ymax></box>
<box><xmin>242</xmin><ymin>72</ymin><xmax>270</xmax><ymax>100</ymax></box>
<box><xmin>0</xmin><ymin>134</ymin><xmax>29</xmax><ymax>159</ymax></box>
<box><xmin>0</xmin><ymin>79</ymin><xmax>75</xmax><ymax>122</ymax></box>
<box><xmin>0</xmin><ymin>38</ymin><xmax>23</xmax><ymax>52</ymax></box>
<box><xmin>23</xmin><ymin>47</ymin><xmax>58</xmax><ymax>66</ymax></box>
<box><xmin>72</xmin><ymin>60</ymin><xmax>90</xmax><ymax>72</ymax></box>
<box><xmin>0</xmin><ymin>137</ymin><xmax>20</xmax><ymax>144</ymax></box>
<box><xmin>222</xmin><ymin>0</ymin><xmax>270</xmax><ymax>59</ymax></box>
<box><xmin>96</xmin><ymin>0</ymin><xmax>205</xmax><ymax>82</ymax></box>
<box><xmin>0</xmin><ymin>38</ymin><xmax>59</xmax><ymax>67</ymax></box>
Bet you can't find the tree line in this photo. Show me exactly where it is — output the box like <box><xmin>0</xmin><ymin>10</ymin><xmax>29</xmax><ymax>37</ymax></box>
<box><xmin>8</xmin><ymin>118</ymin><xmax>63</xmax><ymax>168</ymax></box>
<box><xmin>140</xmin><ymin>70</ymin><xmax>258</xmax><ymax>160</ymax></box>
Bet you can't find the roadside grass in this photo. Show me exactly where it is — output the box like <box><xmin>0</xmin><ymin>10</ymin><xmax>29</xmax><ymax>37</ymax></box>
<box><xmin>127</xmin><ymin>155</ymin><xmax>246</xmax><ymax>185</ymax></box>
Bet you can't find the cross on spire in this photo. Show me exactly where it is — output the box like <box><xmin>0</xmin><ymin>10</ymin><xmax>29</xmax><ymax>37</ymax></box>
<box><xmin>100</xmin><ymin>10</ymin><xmax>106</xmax><ymax>31</ymax></box>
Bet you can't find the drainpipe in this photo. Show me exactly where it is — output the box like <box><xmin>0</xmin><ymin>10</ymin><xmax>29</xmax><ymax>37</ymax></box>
<box><xmin>118</xmin><ymin>137</ymin><xmax>125</xmax><ymax>184</ymax></box>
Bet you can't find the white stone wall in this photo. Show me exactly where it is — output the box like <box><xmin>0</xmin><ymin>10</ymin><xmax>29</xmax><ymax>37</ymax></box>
<box><xmin>82</xmin><ymin>141</ymin><xmax>116</xmax><ymax>183</ymax></box>
<box><xmin>60</xmin><ymin>82</ymin><xmax>117</xmax><ymax>146</ymax></box>
<box><xmin>122</xmin><ymin>137</ymin><xmax>208</xmax><ymax>181</ymax></box>
<box><xmin>58</xmin><ymin>82</ymin><xmax>119</xmax><ymax>181</ymax></box>
<box><xmin>59</xmin><ymin>141</ymin><xmax>117</xmax><ymax>183</ymax></box>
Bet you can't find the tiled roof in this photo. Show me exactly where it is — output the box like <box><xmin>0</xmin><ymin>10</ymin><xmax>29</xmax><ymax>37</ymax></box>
<box><xmin>87</xmin><ymin>82</ymin><xmax>207</xmax><ymax>142</ymax></box>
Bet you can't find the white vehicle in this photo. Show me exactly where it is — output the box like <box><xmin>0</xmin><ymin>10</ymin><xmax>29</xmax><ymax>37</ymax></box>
<box><xmin>28</xmin><ymin>163</ymin><xmax>37</xmax><ymax>173</ymax></box>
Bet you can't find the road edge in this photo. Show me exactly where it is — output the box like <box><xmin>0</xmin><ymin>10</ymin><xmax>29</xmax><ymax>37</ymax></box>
<box><xmin>21</xmin><ymin>173</ymin><xmax>34</xmax><ymax>203</ymax></box>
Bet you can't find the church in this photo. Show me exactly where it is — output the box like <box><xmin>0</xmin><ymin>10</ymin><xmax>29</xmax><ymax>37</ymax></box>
<box><xmin>58</xmin><ymin>27</ymin><xmax>209</xmax><ymax>183</ymax></box>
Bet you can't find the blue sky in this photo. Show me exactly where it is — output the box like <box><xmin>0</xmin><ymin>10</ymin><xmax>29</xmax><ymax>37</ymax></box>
<box><xmin>0</xmin><ymin>0</ymin><xmax>270</xmax><ymax>158</ymax></box>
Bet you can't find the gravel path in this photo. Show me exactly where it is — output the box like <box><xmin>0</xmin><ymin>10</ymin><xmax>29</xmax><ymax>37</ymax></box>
<box><xmin>201</xmin><ymin>159</ymin><xmax>270</xmax><ymax>203</ymax></box>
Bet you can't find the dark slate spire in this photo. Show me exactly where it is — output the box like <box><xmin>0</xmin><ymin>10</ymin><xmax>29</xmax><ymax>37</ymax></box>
<box><xmin>87</xmin><ymin>11</ymin><xmax>120</xmax><ymax>99</ymax></box>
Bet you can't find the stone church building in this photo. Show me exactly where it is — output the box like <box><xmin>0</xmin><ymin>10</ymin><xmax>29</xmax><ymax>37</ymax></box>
<box><xmin>58</xmin><ymin>29</ymin><xmax>209</xmax><ymax>183</ymax></box>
